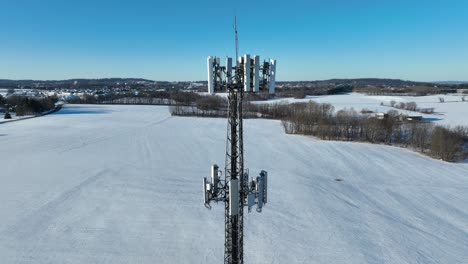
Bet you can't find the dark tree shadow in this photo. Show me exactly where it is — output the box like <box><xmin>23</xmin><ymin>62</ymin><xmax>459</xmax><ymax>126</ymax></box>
<box><xmin>423</xmin><ymin>117</ymin><xmax>443</xmax><ymax>122</ymax></box>
<box><xmin>54</xmin><ymin>107</ymin><xmax>113</xmax><ymax>115</ymax></box>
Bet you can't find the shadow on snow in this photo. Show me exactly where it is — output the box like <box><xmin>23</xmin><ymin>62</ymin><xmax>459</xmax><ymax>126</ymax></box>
<box><xmin>54</xmin><ymin>107</ymin><xmax>113</xmax><ymax>115</ymax></box>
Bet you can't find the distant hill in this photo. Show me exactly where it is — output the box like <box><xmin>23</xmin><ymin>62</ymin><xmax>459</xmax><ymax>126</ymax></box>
<box><xmin>0</xmin><ymin>78</ymin><xmax>155</xmax><ymax>87</ymax></box>
<box><xmin>433</xmin><ymin>81</ymin><xmax>468</xmax><ymax>85</ymax></box>
<box><xmin>277</xmin><ymin>78</ymin><xmax>433</xmax><ymax>87</ymax></box>
<box><xmin>1</xmin><ymin>77</ymin><xmax>465</xmax><ymax>90</ymax></box>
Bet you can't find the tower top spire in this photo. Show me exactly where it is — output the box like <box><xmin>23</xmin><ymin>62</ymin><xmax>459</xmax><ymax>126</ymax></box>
<box><xmin>234</xmin><ymin>16</ymin><xmax>238</xmax><ymax>64</ymax></box>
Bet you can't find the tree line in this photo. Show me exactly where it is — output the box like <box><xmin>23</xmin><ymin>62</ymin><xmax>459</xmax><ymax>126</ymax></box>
<box><xmin>66</xmin><ymin>90</ymin><xmax>207</xmax><ymax>106</ymax></box>
<box><xmin>248</xmin><ymin>101</ymin><xmax>466</xmax><ymax>162</ymax></box>
<box><xmin>276</xmin><ymin>85</ymin><xmax>353</xmax><ymax>99</ymax></box>
<box><xmin>169</xmin><ymin>94</ymin><xmax>229</xmax><ymax>117</ymax></box>
<box><xmin>3</xmin><ymin>96</ymin><xmax>58</xmax><ymax>116</ymax></box>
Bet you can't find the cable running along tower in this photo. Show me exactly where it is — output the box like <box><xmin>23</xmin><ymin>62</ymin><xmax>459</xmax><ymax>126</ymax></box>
<box><xmin>203</xmin><ymin>17</ymin><xmax>276</xmax><ymax>264</ymax></box>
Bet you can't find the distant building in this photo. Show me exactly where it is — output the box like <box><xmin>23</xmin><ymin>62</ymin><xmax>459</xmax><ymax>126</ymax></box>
<box><xmin>361</xmin><ymin>109</ymin><xmax>374</xmax><ymax>114</ymax></box>
<box><xmin>406</xmin><ymin>115</ymin><xmax>423</xmax><ymax>121</ymax></box>
<box><xmin>376</xmin><ymin>113</ymin><xmax>389</xmax><ymax>120</ymax></box>
<box><xmin>419</xmin><ymin>108</ymin><xmax>435</xmax><ymax>114</ymax></box>
<box><xmin>440</xmin><ymin>89</ymin><xmax>457</xmax><ymax>94</ymax></box>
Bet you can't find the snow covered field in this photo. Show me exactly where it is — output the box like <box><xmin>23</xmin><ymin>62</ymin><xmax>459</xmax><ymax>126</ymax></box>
<box><xmin>1</xmin><ymin>104</ymin><xmax>468</xmax><ymax>263</ymax></box>
<box><xmin>260</xmin><ymin>93</ymin><xmax>468</xmax><ymax>127</ymax></box>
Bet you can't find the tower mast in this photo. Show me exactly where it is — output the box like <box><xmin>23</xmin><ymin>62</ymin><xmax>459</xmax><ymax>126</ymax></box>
<box><xmin>203</xmin><ymin>16</ymin><xmax>271</xmax><ymax>264</ymax></box>
<box><xmin>223</xmin><ymin>15</ymin><xmax>244</xmax><ymax>263</ymax></box>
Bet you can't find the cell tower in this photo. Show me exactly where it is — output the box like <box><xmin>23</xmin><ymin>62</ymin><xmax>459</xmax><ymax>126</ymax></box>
<box><xmin>203</xmin><ymin>17</ymin><xmax>274</xmax><ymax>264</ymax></box>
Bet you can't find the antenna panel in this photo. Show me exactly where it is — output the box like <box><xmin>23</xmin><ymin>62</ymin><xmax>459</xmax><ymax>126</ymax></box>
<box><xmin>257</xmin><ymin>177</ymin><xmax>264</xmax><ymax>212</ymax></box>
<box><xmin>229</xmin><ymin>179</ymin><xmax>239</xmax><ymax>216</ymax></box>
<box><xmin>244</xmin><ymin>54</ymin><xmax>251</xmax><ymax>92</ymax></box>
<box><xmin>248</xmin><ymin>193</ymin><xmax>256</xmax><ymax>210</ymax></box>
<box><xmin>262</xmin><ymin>171</ymin><xmax>268</xmax><ymax>204</ymax></box>
<box><xmin>226</xmin><ymin>57</ymin><xmax>232</xmax><ymax>84</ymax></box>
<box><xmin>211</xmin><ymin>164</ymin><xmax>219</xmax><ymax>194</ymax></box>
<box><xmin>269</xmin><ymin>59</ymin><xmax>276</xmax><ymax>94</ymax></box>
<box><xmin>203</xmin><ymin>177</ymin><xmax>209</xmax><ymax>204</ymax></box>
<box><xmin>207</xmin><ymin>56</ymin><xmax>214</xmax><ymax>94</ymax></box>
<box><xmin>253</xmin><ymin>55</ymin><xmax>260</xmax><ymax>92</ymax></box>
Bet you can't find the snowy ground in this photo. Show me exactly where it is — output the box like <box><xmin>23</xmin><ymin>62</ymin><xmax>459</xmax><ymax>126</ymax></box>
<box><xmin>1</xmin><ymin>104</ymin><xmax>468</xmax><ymax>263</ymax></box>
<box><xmin>258</xmin><ymin>93</ymin><xmax>468</xmax><ymax>127</ymax></box>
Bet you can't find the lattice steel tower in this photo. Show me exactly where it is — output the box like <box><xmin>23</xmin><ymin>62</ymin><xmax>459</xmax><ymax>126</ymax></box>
<box><xmin>203</xmin><ymin>17</ymin><xmax>275</xmax><ymax>264</ymax></box>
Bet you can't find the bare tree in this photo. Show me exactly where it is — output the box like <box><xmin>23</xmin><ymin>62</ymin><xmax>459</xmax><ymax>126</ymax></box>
<box><xmin>409</xmin><ymin>123</ymin><xmax>433</xmax><ymax>152</ymax></box>
<box><xmin>196</xmin><ymin>95</ymin><xmax>225</xmax><ymax>111</ymax></box>
<box><xmin>387</xmin><ymin>109</ymin><xmax>399</xmax><ymax>118</ymax></box>
<box><xmin>397</xmin><ymin>102</ymin><xmax>406</xmax><ymax>109</ymax></box>
<box><xmin>406</xmin><ymin>102</ymin><xmax>418</xmax><ymax>111</ymax></box>
<box><xmin>7</xmin><ymin>88</ymin><xmax>15</xmax><ymax>95</ymax></box>
<box><xmin>431</xmin><ymin>126</ymin><xmax>464</xmax><ymax>161</ymax></box>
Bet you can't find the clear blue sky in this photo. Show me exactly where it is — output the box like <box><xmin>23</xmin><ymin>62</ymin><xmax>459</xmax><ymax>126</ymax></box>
<box><xmin>1</xmin><ymin>0</ymin><xmax>467</xmax><ymax>81</ymax></box>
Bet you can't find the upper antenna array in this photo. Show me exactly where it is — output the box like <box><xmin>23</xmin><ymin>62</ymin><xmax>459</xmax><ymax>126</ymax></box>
<box><xmin>207</xmin><ymin>17</ymin><xmax>277</xmax><ymax>95</ymax></box>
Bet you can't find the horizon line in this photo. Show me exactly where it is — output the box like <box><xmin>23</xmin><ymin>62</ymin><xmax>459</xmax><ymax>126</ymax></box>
<box><xmin>2</xmin><ymin>77</ymin><xmax>467</xmax><ymax>84</ymax></box>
